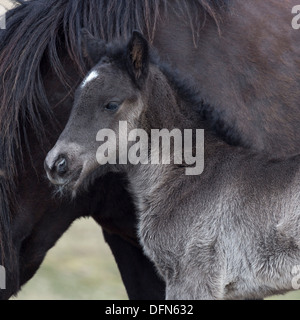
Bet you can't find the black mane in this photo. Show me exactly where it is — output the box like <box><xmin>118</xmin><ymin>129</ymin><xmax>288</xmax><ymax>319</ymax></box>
<box><xmin>0</xmin><ymin>0</ymin><xmax>227</xmax><ymax>268</ymax></box>
<box><xmin>156</xmin><ymin>61</ymin><xmax>242</xmax><ymax>147</ymax></box>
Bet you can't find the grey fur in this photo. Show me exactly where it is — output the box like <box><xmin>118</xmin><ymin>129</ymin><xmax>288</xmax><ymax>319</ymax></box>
<box><xmin>46</xmin><ymin>33</ymin><xmax>300</xmax><ymax>300</ymax></box>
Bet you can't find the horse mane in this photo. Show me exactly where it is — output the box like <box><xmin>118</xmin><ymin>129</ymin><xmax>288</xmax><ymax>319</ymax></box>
<box><xmin>0</xmin><ymin>0</ymin><xmax>227</xmax><ymax>269</ymax></box>
<box><xmin>158</xmin><ymin>62</ymin><xmax>242</xmax><ymax>146</ymax></box>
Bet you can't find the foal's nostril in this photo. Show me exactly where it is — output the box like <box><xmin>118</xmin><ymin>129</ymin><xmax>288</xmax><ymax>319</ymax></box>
<box><xmin>45</xmin><ymin>151</ymin><xmax>70</xmax><ymax>185</ymax></box>
<box><xmin>55</xmin><ymin>157</ymin><xmax>68</xmax><ymax>176</ymax></box>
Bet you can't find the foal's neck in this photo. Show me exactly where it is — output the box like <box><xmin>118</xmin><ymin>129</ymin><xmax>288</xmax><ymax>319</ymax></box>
<box><xmin>140</xmin><ymin>67</ymin><xmax>201</xmax><ymax>132</ymax></box>
<box><xmin>124</xmin><ymin>67</ymin><xmax>227</xmax><ymax>212</ymax></box>
<box><xmin>140</xmin><ymin>67</ymin><xmax>223</xmax><ymax>146</ymax></box>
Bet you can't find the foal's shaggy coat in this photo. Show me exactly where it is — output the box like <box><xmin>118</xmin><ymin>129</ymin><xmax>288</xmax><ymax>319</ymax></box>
<box><xmin>46</xmin><ymin>32</ymin><xmax>300</xmax><ymax>300</ymax></box>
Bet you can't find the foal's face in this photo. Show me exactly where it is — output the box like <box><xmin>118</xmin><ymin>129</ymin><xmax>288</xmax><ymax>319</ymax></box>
<box><xmin>45</xmin><ymin>31</ymin><xmax>149</xmax><ymax>193</ymax></box>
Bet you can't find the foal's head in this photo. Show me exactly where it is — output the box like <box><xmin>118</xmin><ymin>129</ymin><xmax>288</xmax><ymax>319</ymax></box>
<box><xmin>45</xmin><ymin>31</ymin><xmax>159</xmax><ymax>193</ymax></box>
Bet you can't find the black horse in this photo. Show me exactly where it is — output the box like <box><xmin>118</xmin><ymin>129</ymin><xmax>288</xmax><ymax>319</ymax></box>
<box><xmin>1</xmin><ymin>0</ymin><xmax>300</xmax><ymax>299</ymax></box>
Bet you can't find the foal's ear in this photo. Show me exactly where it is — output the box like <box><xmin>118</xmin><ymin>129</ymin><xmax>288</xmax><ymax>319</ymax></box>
<box><xmin>126</xmin><ymin>31</ymin><xmax>149</xmax><ymax>86</ymax></box>
<box><xmin>81</xmin><ymin>29</ymin><xmax>106</xmax><ymax>66</ymax></box>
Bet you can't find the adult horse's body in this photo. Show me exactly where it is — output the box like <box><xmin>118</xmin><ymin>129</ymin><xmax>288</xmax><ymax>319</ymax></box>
<box><xmin>0</xmin><ymin>0</ymin><xmax>300</xmax><ymax>299</ymax></box>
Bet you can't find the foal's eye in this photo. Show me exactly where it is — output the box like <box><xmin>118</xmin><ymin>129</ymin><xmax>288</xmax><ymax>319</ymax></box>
<box><xmin>105</xmin><ymin>102</ymin><xmax>120</xmax><ymax>112</ymax></box>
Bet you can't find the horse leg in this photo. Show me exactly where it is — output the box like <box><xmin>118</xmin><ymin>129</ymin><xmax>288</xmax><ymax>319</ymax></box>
<box><xmin>17</xmin><ymin>203</ymin><xmax>86</xmax><ymax>289</ymax></box>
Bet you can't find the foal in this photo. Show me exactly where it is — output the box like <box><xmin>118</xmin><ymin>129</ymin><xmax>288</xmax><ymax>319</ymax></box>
<box><xmin>45</xmin><ymin>31</ymin><xmax>300</xmax><ymax>300</ymax></box>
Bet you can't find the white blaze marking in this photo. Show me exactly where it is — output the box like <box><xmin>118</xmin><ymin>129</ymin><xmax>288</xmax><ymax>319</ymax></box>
<box><xmin>81</xmin><ymin>70</ymin><xmax>99</xmax><ymax>88</ymax></box>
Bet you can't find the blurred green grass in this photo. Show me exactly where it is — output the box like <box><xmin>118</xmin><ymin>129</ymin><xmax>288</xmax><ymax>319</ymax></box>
<box><xmin>13</xmin><ymin>219</ymin><xmax>128</xmax><ymax>300</ymax></box>
<box><xmin>12</xmin><ymin>218</ymin><xmax>300</xmax><ymax>300</ymax></box>
<box><xmin>268</xmin><ymin>291</ymin><xmax>300</xmax><ymax>300</ymax></box>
